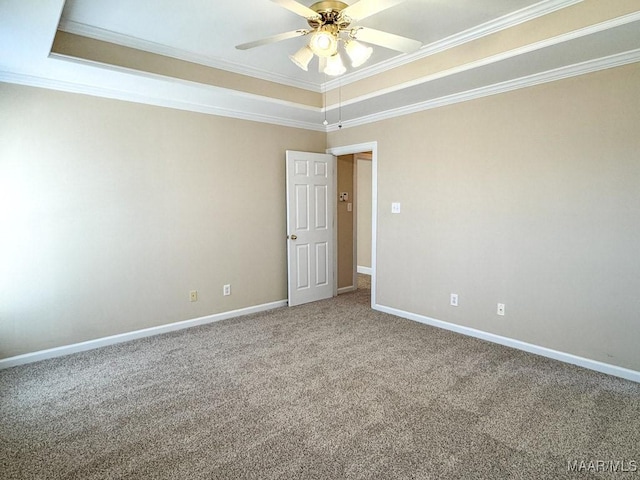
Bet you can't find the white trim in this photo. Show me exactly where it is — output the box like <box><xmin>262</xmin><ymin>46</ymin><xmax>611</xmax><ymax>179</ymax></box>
<box><xmin>6</xmin><ymin>36</ymin><xmax>637</xmax><ymax>132</ymax></box>
<box><xmin>57</xmin><ymin>19</ymin><xmax>321</xmax><ymax>93</ymax></box>
<box><xmin>325</xmin><ymin>12</ymin><xmax>640</xmax><ymax>110</ymax></box>
<box><xmin>332</xmin><ymin>153</ymin><xmax>339</xmax><ymax>298</ymax></box>
<box><xmin>326</xmin><ymin>142</ymin><xmax>378</xmax><ymax>307</ymax></box>
<box><xmin>0</xmin><ymin>69</ymin><xmax>326</xmax><ymax>132</ymax></box>
<box><xmin>352</xmin><ymin>156</ymin><xmax>358</xmax><ymax>291</ymax></box>
<box><xmin>325</xmin><ymin>0</ymin><xmax>584</xmax><ymax>90</ymax></box>
<box><xmin>326</xmin><ymin>48</ymin><xmax>640</xmax><ymax>131</ymax></box>
<box><xmin>357</xmin><ymin>266</ymin><xmax>372</xmax><ymax>275</ymax></box>
<box><xmin>5</xmin><ymin>46</ymin><xmax>638</xmax><ymax>133</ymax></box>
<box><xmin>337</xmin><ymin>286</ymin><xmax>357</xmax><ymax>294</ymax></box>
<box><xmin>0</xmin><ymin>300</ymin><xmax>287</xmax><ymax>370</ymax></box>
<box><xmin>374</xmin><ymin>304</ymin><xmax>640</xmax><ymax>384</ymax></box>
<box><xmin>48</xmin><ymin>52</ymin><xmax>321</xmax><ymax>113</ymax></box>
<box><xmin>372</xmin><ymin>148</ymin><xmax>377</xmax><ymax>308</ymax></box>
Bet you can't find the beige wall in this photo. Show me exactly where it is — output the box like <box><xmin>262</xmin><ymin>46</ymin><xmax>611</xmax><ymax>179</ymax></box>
<box><xmin>337</xmin><ymin>155</ymin><xmax>354</xmax><ymax>289</ymax></box>
<box><xmin>328</xmin><ymin>63</ymin><xmax>640</xmax><ymax>371</ymax></box>
<box><xmin>356</xmin><ymin>156</ymin><xmax>372</xmax><ymax>270</ymax></box>
<box><xmin>3</xmin><ymin>63</ymin><xmax>640</xmax><ymax>372</ymax></box>
<box><xmin>0</xmin><ymin>84</ymin><xmax>325</xmax><ymax>358</ymax></box>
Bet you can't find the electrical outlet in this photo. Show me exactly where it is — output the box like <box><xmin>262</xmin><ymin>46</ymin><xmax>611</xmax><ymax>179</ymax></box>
<box><xmin>497</xmin><ymin>303</ymin><xmax>505</xmax><ymax>316</ymax></box>
<box><xmin>223</xmin><ymin>284</ymin><xmax>231</xmax><ymax>296</ymax></box>
<box><xmin>190</xmin><ymin>290</ymin><xmax>198</xmax><ymax>302</ymax></box>
<box><xmin>450</xmin><ymin>293</ymin><xmax>459</xmax><ymax>307</ymax></box>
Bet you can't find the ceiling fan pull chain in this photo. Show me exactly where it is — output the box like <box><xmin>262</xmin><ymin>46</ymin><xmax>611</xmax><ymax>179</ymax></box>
<box><xmin>338</xmin><ymin>80</ymin><xmax>343</xmax><ymax>129</ymax></box>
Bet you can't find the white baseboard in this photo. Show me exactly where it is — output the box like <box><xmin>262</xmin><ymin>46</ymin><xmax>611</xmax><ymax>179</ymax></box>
<box><xmin>0</xmin><ymin>300</ymin><xmax>287</xmax><ymax>370</ymax></box>
<box><xmin>374</xmin><ymin>303</ymin><xmax>640</xmax><ymax>384</ymax></box>
<box><xmin>357</xmin><ymin>266</ymin><xmax>372</xmax><ymax>275</ymax></box>
<box><xmin>6</xmin><ymin>299</ymin><xmax>637</xmax><ymax>383</ymax></box>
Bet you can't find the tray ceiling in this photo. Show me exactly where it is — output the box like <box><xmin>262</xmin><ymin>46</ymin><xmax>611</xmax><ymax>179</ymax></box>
<box><xmin>1</xmin><ymin>0</ymin><xmax>639</xmax><ymax>131</ymax></box>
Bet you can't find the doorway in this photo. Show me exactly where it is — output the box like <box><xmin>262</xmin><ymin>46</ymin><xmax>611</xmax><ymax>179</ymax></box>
<box><xmin>328</xmin><ymin>142</ymin><xmax>377</xmax><ymax>307</ymax></box>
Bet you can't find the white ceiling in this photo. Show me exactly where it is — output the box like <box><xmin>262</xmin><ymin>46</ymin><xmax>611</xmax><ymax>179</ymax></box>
<box><xmin>1</xmin><ymin>0</ymin><xmax>640</xmax><ymax>131</ymax></box>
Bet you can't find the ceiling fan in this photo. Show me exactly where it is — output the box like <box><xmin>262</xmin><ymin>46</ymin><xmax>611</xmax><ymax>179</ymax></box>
<box><xmin>236</xmin><ymin>0</ymin><xmax>422</xmax><ymax>76</ymax></box>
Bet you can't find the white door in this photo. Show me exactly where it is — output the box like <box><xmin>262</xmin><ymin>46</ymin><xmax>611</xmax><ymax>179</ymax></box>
<box><xmin>286</xmin><ymin>150</ymin><xmax>335</xmax><ymax>307</ymax></box>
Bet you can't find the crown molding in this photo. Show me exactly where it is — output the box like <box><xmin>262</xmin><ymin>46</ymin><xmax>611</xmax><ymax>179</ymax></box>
<box><xmin>0</xmin><ymin>69</ymin><xmax>326</xmax><ymax>132</ymax></box>
<box><xmin>49</xmin><ymin>52</ymin><xmax>321</xmax><ymax>113</ymax></box>
<box><xmin>3</xmin><ymin>48</ymin><xmax>637</xmax><ymax>134</ymax></box>
<box><xmin>325</xmin><ymin>0</ymin><xmax>584</xmax><ymax>91</ymax></box>
<box><xmin>326</xmin><ymin>48</ymin><xmax>640</xmax><ymax>131</ymax></box>
<box><xmin>57</xmin><ymin>19</ymin><xmax>322</xmax><ymax>93</ymax></box>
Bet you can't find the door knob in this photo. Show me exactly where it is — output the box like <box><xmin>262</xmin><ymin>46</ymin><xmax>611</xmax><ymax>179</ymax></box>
<box><xmin>290</xmin><ymin>234</ymin><xmax>297</xmax><ymax>240</ymax></box>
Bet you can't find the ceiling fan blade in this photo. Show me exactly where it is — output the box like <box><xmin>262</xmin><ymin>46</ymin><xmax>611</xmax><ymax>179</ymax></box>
<box><xmin>341</xmin><ymin>0</ymin><xmax>407</xmax><ymax>22</ymax></box>
<box><xmin>271</xmin><ymin>0</ymin><xmax>321</xmax><ymax>19</ymax></box>
<box><xmin>236</xmin><ymin>30</ymin><xmax>308</xmax><ymax>50</ymax></box>
<box><xmin>353</xmin><ymin>27</ymin><xmax>422</xmax><ymax>53</ymax></box>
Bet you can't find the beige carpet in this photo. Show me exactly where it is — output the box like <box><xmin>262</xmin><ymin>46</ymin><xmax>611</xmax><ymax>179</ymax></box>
<box><xmin>1</xmin><ymin>277</ymin><xmax>639</xmax><ymax>479</ymax></box>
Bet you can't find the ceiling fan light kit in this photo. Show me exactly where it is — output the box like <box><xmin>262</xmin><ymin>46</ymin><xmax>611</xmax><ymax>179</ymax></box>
<box><xmin>289</xmin><ymin>45</ymin><xmax>314</xmax><ymax>70</ymax></box>
<box><xmin>344</xmin><ymin>39</ymin><xmax>373</xmax><ymax>67</ymax></box>
<box><xmin>236</xmin><ymin>0</ymin><xmax>422</xmax><ymax>77</ymax></box>
<box><xmin>309</xmin><ymin>26</ymin><xmax>339</xmax><ymax>57</ymax></box>
<box><xmin>324</xmin><ymin>52</ymin><xmax>347</xmax><ymax>76</ymax></box>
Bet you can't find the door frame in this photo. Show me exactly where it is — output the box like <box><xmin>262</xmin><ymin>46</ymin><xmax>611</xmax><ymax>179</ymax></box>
<box><xmin>326</xmin><ymin>141</ymin><xmax>377</xmax><ymax>307</ymax></box>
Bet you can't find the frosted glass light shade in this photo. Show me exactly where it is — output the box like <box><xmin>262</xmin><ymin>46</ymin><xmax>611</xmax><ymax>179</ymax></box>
<box><xmin>345</xmin><ymin>40</ymin><xmax>373</xmax><ymax>68</ymax></box>
<box><xmin>289</xmin><ymin>46</ymin><xmax>314</xmax><ymax>71</ymax></box>
<box><xmin>324</xmin><ymin>52</ymin><xmax>346</xmax><ymax>76</ymax></box>
<box><xmin>309</xmin><ymin>29</ymin><xmax>338</xmax><ymax>57</ymax></box>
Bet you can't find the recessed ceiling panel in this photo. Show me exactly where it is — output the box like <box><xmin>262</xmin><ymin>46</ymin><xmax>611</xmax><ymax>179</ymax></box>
<box><xmin>336</xmin><ymin>21</ymin><xmax>640</xmax><ymax>123</ymax></box>
<box><xmin>60</xmin><ymin>0</ymin><xmax>545</xmax><ymax>88</ymax></box>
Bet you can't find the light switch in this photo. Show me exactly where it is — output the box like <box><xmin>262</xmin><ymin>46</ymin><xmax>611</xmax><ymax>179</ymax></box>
<box><xmin>391</xmin><ymin>202</ymin><xmax>401</xmax><ymax>214</ymax></box>
<box><xmin>347</xmin><ymin>203</ymin><xmax>352</xmax><ymax>212</ymax></box>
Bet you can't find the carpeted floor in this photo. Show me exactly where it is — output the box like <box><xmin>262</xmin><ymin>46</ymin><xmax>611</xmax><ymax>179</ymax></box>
<box><xmin>1</xmin><ymin>276</ymin><xmax>639</xmax><ymax>479</ymax></box>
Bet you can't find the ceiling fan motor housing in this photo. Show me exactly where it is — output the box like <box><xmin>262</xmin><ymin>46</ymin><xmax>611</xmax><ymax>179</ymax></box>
<box><xmin>307</xmin><ymin>1</ymin><xmax>352</xmax><ymax>30</ymax></box>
